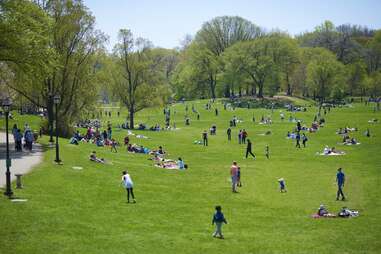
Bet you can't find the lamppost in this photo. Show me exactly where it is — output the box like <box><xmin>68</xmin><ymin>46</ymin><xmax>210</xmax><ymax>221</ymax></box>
<box><xmin>2</xmin><ymin>97</ymin><xmax>13</xmax><ymax>198</ymax></box>
<box><xmin>49</xmin><ymin>93</ymin><xmax>54</xmax><ymax>143</ymax></box>
<box><xmin>53</xmin><ymin>94</ymin><xmax>61</xmax><ymax>163</ymax></box>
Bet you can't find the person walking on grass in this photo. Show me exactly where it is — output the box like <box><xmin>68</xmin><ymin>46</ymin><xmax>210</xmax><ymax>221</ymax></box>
<box><xmin>237</xmin><ymin>166</ymin><xmax>242</xmax><ymax>187</ymax></box>
<box><xmin>265</xmin><ymin>145</ymin><xmax>269</xmax><ymax>159</ymax></box>
<box><xmin>238</xmin><ymin>130</ymin><xmax>242</xmax><ymax>144</ymax></box>
<box><xmin>230</xmin><ymin>161</ymin><xmax>239</xmax><ymax>192</ymax></box>
<box><xmin>336</xmin><ymin>168</ymin><xmax>346</xmax><ymax>201</ymax></box>
<box><xmin>202</xmin><ymin>130</ymin><xmax>208</xmax><ymax>146</ymax></box>
<box><xmin>227</xmin><ymin>128</ymin><xmax>231</xmax><ymax>141</ymax></box>
<box><xmin>121</xmin><ymin>170</ymin><xmax>136</xmax><ymax>203</ymax></box>
<box><xmin>111</xmin><ymin>139</ymin><xmax>118</xmax><ymax>153</ymax></box>
<box><xmin>212</xmin><ymin>206</ymin><xmax>228</xmax><ymax>239</ymax></box>
<box><xmin>302</xmin><ymin>133</ymin><xmax>308</xmax><ymax>147</ymax></box>
<box><xmin>245</xmin><ymin>139</ymin><xmax>256</xmax><ymax>159</ymax></box>
<box><xmin>295</xmin><ymin>131</ymin><xmax>301</xmax><ymax>148</ymax></box>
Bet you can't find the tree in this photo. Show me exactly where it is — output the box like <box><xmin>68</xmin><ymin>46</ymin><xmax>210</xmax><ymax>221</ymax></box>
<box><xmin>223</xmin><ymin>38</ymin><xmax>276</xmax><ymax>98</ymax></box>
<box><xmin>4</xmin><ymin>0</ymin><xmax>106</xmax><ymax>137</ymax></box>
<box><xmin>195</xmin><ymin>16</ymin><xmax>263</xmax><ymax>56</ymax></box>
<box><xmin>367</xmin><ymin>71</ymin><xmax>381</xmax><ymax>98</ymax></box>
<box><xmin>346</xmin><ymin>60</ymin><xmax>367</xmax><ymax>96</ymax></box>
<box><xmin>306</xmin><ymin>48</ymin><xmax>346</xmax><ymax>102</ymax></box>
<box><xmin>365</xmin><ymin>30</ymin><xmax>381</xmax><ymax>73</ymax></box>
<box><xmin>113</xmin><ymin>29</ymin><xmax>167</xmax><ymax>129</ymax></box>
<box><xmin>0</xmin><ymin>0</ymin><xmax>52</xmax><ymax>75</ymax></box>
<box><xmin>266</xmin><ymin>34</ymin><xmax>300</xmax><ymax>96</ymax></box>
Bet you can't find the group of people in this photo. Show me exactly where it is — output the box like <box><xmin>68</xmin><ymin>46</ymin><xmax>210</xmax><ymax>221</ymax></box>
<box><xmin>12</xmin><ymin>123</ymin><xmax>35</xmax><ymax>151</ymax></box>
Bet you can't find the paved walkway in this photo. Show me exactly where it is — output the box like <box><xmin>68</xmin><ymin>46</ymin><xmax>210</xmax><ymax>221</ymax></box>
<box><xmin>0</xmin><ymin>132</ymin><xmax>44</xmax><ymax>188</ymax></box>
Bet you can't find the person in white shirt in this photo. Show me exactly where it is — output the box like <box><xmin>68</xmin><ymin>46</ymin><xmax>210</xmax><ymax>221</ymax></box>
<box><xmin>121</xmin><ymin>170</ymin><xmax>136</xmax><ymax>203</ymax></box>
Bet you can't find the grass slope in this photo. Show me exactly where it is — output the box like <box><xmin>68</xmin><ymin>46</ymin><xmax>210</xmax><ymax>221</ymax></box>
<box><xmin>0</xmin><ymin>100</ymin><xmax>380</xmax><ymax>254</ymax></box>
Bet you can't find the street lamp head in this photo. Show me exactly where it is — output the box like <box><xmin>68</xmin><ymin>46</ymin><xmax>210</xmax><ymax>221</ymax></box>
<box><xmin>2</xmin><ymin>97</ymin><xmax>12</xmax><ymax>113</ymax></box>
<box><xmin>53</xmin><ymin>94</ymin><xmax>61</xmax><ymax>104</ymax></box>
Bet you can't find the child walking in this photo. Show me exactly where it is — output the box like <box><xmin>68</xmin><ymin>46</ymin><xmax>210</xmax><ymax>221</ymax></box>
<box><xmin>212</xmin><ymin>206</ymin><xmax>228</xmax><ymax>239</ymax></box>
<box><xmin>278</xmin><ymin>178</ymin><xmax>287</xmax><ymax>193</ymax></box>
<box><xmin>237</xmin><ymin>167</ymin><xmax>242</xmax><ymax>187</ymax></box>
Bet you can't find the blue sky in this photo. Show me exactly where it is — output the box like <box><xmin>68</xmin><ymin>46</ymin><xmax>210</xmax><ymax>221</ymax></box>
<box><xmin>84</xmin><ymin>0</ymin><xmax>381</xmax><ymax>50</ymax></box>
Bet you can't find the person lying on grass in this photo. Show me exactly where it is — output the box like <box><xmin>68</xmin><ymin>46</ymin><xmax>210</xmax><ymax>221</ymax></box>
<box><xmin>337</xmin><ymin>127</ymin><xmax>357</xmax><ymax>134</ymax></box>
<box><xmin>322</xmin><ymin>146</ymin><xmax>345</xmax><ymax>155</ymax></box>
<box><xmin>89</xmin><ymin>151</ymin><xmax>105</xmax><ymax>163</ymax></box>
<box><xmin>127</xmin><ymin>144</ymin><xmax>150</xmax><ymax>154</ymax></box>
<box><xmin>368</xmin><ymin>118</ymin><xmax>378</xmax><ymax>123</ymax></box>
<box><xmin>149</xmin><ymin>146</ymin><xmax>165</xmax><ymax>156</ymax></box>
<box><xmin>343</xmin><ymin>137</ymin><xmax>359</xmax><ymax>145</ymax></box>
<box><xmin>155</xmin><ymin>159</ymin><xmax>185</xmax><ymax>169</ymax></box>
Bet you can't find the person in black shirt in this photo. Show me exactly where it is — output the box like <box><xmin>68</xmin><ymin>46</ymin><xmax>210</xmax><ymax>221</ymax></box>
<box><xmin>227</xmin><ymin>128</ymin><xmax>231</xmax><ymax>141</ymax></box>
<box><xmin>202</xmin><ymin>130</ymin><xmax>208</xmax><ymax>146</ymax></box>
<box><xmin>245</xmin><ymin>139</ymin><xmax>256</xmax><ymax>159</ymax></box>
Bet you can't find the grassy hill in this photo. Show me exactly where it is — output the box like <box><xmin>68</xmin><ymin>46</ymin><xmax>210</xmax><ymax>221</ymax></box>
<box><xmin>0</xmin><ymin>100</ymin><xmax>380</xmax><ymax>254</ymax></box>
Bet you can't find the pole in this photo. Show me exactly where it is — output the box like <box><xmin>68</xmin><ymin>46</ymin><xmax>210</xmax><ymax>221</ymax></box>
<box><xmin>54</xmin><ymin>103</ymin><xmax>61</xmax><ymax>163</ymax></box>
<box><xmin>49</xmin><ymin>96</ymin><xmax>54</xmax><ymax>143</ymax></box>
<box><xmin>4</xmin><ymin>111</ymin><xmax>13</xmax><ymax>197</ymax></box>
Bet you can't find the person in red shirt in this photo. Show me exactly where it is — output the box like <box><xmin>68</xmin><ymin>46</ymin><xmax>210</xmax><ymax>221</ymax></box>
<box><xmin>230</xmin><ymin>161</ymin><xmax>239</xmax><ymax>193</ymax></box>
<box><xmin>242</xmin><ymin>129</ymin><xmax>248</xmax><ymax>144</ymax></box>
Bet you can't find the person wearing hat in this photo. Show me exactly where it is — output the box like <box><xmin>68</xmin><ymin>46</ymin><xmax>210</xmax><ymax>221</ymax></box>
<box><xmin>318</xmin><ymin>204</ymin><xmax>328</xmax><ymax>216</ymax></box>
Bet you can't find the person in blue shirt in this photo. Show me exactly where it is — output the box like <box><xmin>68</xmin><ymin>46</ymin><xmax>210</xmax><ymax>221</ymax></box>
<box><xmin>295</xmin><ymin>131</ymin><xmax>301</xmax><ymax>148</ymax></box>
<box><xmin>336</xmin><ymin>168</ymin><xmax>346</xmax><ymax>201</ymax></box>
<box><xmin>177</xmin><ymin>157</ymin><xmax>185</xmax><ymax>170</ymax></box>
<box><xmin>212</xmin><ymin>206</ymin><xmax>227</xmax><ymax>239</ymax></box>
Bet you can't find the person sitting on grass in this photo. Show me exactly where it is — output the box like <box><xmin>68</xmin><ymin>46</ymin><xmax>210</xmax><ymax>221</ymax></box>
<box><xmin>177</xmin><ymin>157</ymin><xmax>185</xmax><ymax>170</ymax></box>
<box><xmin>96</xmin><ymin>136</ymin><xmax>104</xmax><ymax>147</ymax></box>
<box><xmin>212</xmin><ymin>206</ymin><xmax>228</xmax><ymax>239</ymax></box>
<box><xmin>89</xmin><ymin>151</ymin><xmax>104</xmax><ymax>163</ymax></box>
<box><xmin>124</xmin><ymin>136</ymin><xmax>130</xmax><ymax>146</ymax></box>
<box><xmin>317</xmin><ymin>204</ymin><xmax>336</xmax><ymax>217</ymax></box>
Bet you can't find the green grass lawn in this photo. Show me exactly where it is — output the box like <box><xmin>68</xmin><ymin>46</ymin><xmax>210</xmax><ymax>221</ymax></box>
<box><xmin>1</xmin><ymin>100</ymin><xmax>381</xmax><ymax>254</ymax></box>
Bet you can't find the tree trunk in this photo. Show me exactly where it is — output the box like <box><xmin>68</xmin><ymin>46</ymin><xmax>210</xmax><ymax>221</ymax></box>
<box><xmin>251</xmin><ymin>85</ymin><xmax>256</xmax><ymax>97</ymax></box>
<box><xmin>286</xmin><ymin>73</ymin><xmax>292</xmax><ymax>96</ymax></box>
<box><xmin>129</xmin><ymin>106</ymin><xmax>134</xmax><ymax>129</ymax></box>
<box><xmin>210</xmin><ymin>81</ymin><xmax>216</xmax><ymax>99</ymax></box>
<box><xmin>224</xmin><ymin>84</ymin><xmax>230</xmax><ymax>98</ymax></box>
<box><xmin>258</xmin><ymin>83</ymin><xmax>264</xmax><ymax>98</ymax></box>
